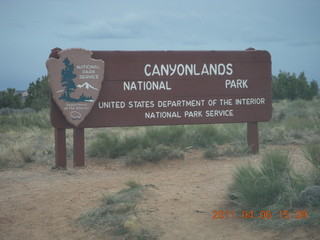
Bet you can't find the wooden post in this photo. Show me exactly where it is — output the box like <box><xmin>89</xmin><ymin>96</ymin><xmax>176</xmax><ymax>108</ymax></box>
<box><xmin>247</xmin><ymin>122</ymin><xmax>259</xmax><ymax>154</ymax></box>
<box><xmin>73</xmin><ymin>128</ymin><xmax>85</xmax><ymax>167</ymax></box>
<box><xmin>55</xmin><ymin>128</ymin><xmax>67</xmax><ymax>168</ymax></box>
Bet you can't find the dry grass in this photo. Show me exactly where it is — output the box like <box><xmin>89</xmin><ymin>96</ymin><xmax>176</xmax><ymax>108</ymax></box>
<box><xmin>76</xmin><ymin>181</ymin><xmax>158</xmax><ymax>240</ymax></box>
<box><xmin>1</xmin><ymin>99</ymin><xmax>320</xmax><ymax>169</ymax></box>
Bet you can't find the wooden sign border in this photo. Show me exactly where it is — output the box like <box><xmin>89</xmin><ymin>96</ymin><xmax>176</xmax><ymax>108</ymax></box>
<box><xmin>48</xmin><ymin>47</ymin><xmax>271</xmax><ymax>168</ymax></box>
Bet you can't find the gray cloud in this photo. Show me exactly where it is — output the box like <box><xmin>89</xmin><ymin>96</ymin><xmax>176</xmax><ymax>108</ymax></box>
<box><xmin>288</xmin><ymin>40</ymin><xmax>320</xmax><ymax>47</ymax></box>
<box><xmin>57</xmin><ymin>12</ymin><xmax>156</xmax><ymax>40</ymax></box>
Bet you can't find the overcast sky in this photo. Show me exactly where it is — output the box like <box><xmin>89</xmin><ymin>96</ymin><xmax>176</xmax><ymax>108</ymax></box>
<box><xmin>0</xmin><ymin>0</ymin><xmax>319</xmax><ymax>90</ymax></box>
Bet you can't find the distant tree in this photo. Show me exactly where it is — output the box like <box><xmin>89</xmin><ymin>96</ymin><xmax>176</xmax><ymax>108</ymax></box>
<box><xmin>310</xmin><ymin>80</ymin><xmax>319</xmax><ymax>98</ymax></box>
<box><xmin>60</xmin><ymin>58</ymin><xmax>77</xmax><ymax>101</ymax></box>
<box><xmin>272</xmin><ymin>71</ymin><xmax>318</xmax><ymax>100</ymax></box>
<box><xmin>25</xmin><ymin>75</ymin><xmax>50</xmax><ymax>111</ymax></box>
<box><xmin>0</xmin><ymin>88</ymin><xmax>24</xmax><ymax>109</ymax></box>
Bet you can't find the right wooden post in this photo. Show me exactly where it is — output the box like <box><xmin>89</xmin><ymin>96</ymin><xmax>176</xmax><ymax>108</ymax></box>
<box><xmin>247</xmin><ymin>122</ymin><xmax>259</xmax><ymax>154</ymax></box>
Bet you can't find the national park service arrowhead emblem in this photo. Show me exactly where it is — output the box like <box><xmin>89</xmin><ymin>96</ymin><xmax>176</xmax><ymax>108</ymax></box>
<box><xmin>46</xmin><ymin>48</ymin><xmax>104</xmax><ymax>127</ymax></box>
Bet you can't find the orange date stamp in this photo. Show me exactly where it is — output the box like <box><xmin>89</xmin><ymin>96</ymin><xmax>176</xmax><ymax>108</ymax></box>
<box><xmin>212</xmin><ymin>210</ymin><xmax>309</xmax><ymax>220</ymax></box>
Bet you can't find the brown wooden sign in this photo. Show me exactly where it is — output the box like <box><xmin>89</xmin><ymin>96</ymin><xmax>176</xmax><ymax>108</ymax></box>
<box><xmin>47</xmin><ymin>48</ymin><xmax>272</xmax><ymax>168</ymax></box>
<box><xmin>50</xmin><ymin>50</ymin><xmax>272</xmax><ymax>128</ymax></box>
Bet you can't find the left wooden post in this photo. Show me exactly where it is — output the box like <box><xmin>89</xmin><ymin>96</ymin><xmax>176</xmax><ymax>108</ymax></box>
<box><xmin>55</xmin><ymin>128</ymin><xmax>67</xmax><ymax>169</ymax></box>
<box><xmin>50</xmin><ymin>48</ymin><xmax>68</xmax><ymax>169</ymax></box>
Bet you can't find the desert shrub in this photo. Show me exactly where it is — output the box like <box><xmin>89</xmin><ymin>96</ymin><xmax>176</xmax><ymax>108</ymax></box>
<box><xmin>141</xmin><ymin>144</ymin><xmax>183</xmax><ymax>163</ymax></box>
<box><xmin>145</xmin><ymin>125</ymin><xmax>186</xmax><ymax>147</ymax></box>
<box><xmin>204</xmin><ymin>146</ymin><xmax>219</xmax><ymax>160</ymax></box>
<box><xmin>77</xmin><ymin>181</ymin><xmax>157</xmax><ymax>239</ymax></box>
<box><xmin>0</xmin><ymin>127</ymin><xmax>54</xmax><ymax>169</ymax></box>
<box><xmin>227</xmin><ymin>149</ymin><xmax>320</xmax><ymax>229</ymax></box>
<box><xmin>204</xmin><ymin>143</ymin><xmax>249</xmax><ymax>160</ymax></box>
<box><xmin>125</xmin><ymin>149</ymin><xmax>146</xmax><ymax>166</ymax></box>
<box><xmin>228</xmin><ymin>150</ymin><xmax>298</xmax><ymax>210</ymax></box>
<box><xmin>0</xmin><ymin>144</ymin><xmax>34</xmax><ymax>169</ymax></box>
<box><xmin>0</xmin><ymin>109</ymin><xmax>51</xmax><ymax>131</ymax></box>
<box><xmin>304</xmin><ymin>144</ymin><xmax>320</xmax><ymax>185</ymax></box>
<box><xmin>187</xmin><ymin>125</ymin><xmax>219</xmax><ymax>147</ymax></box>
<box><xmin>88</xmin><ymin>132</ymin><xmax>150</xmax><ymax>159</ymax></box>
<box><xmin>186</xmin><ymin>125</ymin><xmax>232</xmax><ymax>147</ymax></box>
<box><xmin>88</xmin><ymin>133</ymin><xmax>124</xmax><ymax>158</ymax></box>
<box><xmin>260</xmin><ymin>150</ymin><xmax>291</xmax><ymax>180</ymax></box>
<box><xmin>260</xmin><ymin>99</ymin><xmax>320</xmax><ymax>144</ymax></box>
<box><xmin>303</xmin><ymin>144</ymin><xmax>320</xmax><ymax>170</ymax></box>
<box><xmin>228</xmin><ymin>163</ymin><xmax>284</xmax><ymax>209</ymax></box>
<box><xmin>88</xmin><ymin>130</ymin><xmax>184</xmax><ymax>163</ymax></box>
<box><xmin>221</xmin><ymin>123</ymin><xmax>247</xmax><ymax>143</ymax></box>
<box><xmin>220</xmin><ymin>143</ymin><xmax>250</xmax><ymax>156</ymax></box>
<box><xmin>126</xmin><ymin>145</ymin><xmax>184</xmax><ymax>165</ymax></box>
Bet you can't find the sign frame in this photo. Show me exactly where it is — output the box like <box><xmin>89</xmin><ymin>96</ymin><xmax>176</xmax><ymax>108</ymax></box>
<box><xmin>47</xmin><ymin>47</ymin><xmax>272</xmax><ymax>168</ymax></box>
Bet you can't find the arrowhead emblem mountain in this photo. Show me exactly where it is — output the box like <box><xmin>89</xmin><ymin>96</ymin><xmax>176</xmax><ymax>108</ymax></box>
<box><xmin>77</xmin><ymin>82</ymin><xmax>98</xmax><ymax>91</ymax></box>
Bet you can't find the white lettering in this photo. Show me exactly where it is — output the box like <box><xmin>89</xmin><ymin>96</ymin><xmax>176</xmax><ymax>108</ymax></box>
<box><xmin>226</xmin><ymin>63</ymin><xmax>233</xmax><ymax>75</ymax></box>
<box><xmin>123</xmin><ymin>81</ymin><xmax>171</xmax><ymax>91</ymax></box>
<box><xmin>235</xmin><ymin>98</ymin><xmax>266</xmax><ymax>105</ymax></box>
<box><xmin>205</xmin><ymin>109</ymin><xmax>234</xmax><ymax>117</ymax></box>
<box><xmin>145</xmin><ymin>111</ymin><xmax>182</xmax><ymax>119</ymax></box>
<box><xmin>144</xmin><ymin>64</ymin><xmax>151</xmax><ymax>76</ymax></box>
<box><xmin>152</xmin><ymin>64</ymin><xmax>160</xmax><ymax>76</ymax></box>
<box><xmin>225</xmin><ymin>79</ymin><xmax>248</xmax><ymax>88</ymax></box>
<box><xmin>158</xmin><ymin>99</ymin><xmax>205</xmax><ymax>108</ymax></box>
<box><xmin>201</xmin><ymin>64</ymin><xmax>209</xmax><ymax>75</ymax></box>
<box><xmin>208</xmin><ymin>99</ymin><xmax>218</xmax><ymax>106</ymax></box>
<box><xmin>185</xmin><ymin>64</ymin><xmax>193</xmax><ymax>75</ymax></box>
<box><xmin>160</xmin><ymin>64</ymin><xmax>169</xmax><ymax>76</ymax></box>
<box><xmin>76</xmin><ymin>65</ymin><xmax>100</xmax><ymax>70</ymax></box>
<box><xmin>144</xmin><ymin>63</ymin><xmax>233</xmax><ymax>77</ymax></box>
<box><xmin>177</xmin><ymin>64</ymin><xmax>185</xmax><ymax>76</ymax></box>
<box><xmin>184</xmin><ymin>111</ymin><xmax>203</xmax><ymax>118</ymax></box>
<box><xmin>98</xmin><ymin>101</ymin><xmax>125</xmax><ymax>109</ymax></box>
<box><xmin>169</xmin><ymin>64</ymin><xmax>177</xmax><ymax>76</ymax></box>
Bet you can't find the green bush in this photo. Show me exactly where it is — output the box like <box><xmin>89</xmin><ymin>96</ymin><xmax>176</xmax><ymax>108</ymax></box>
<box><xmin>145</xmin><ymin>126</ymin><xmax>186</xmax><ymax>147</ymax></box>
<box><xmin>227</xmin><ymin>149</ymin><xmax>320</xmax><ymax>229</ymax></box>
<box><xmin>0</xmin><ymin>109</ymin><xmax>51</xmax><ymax>131</ymax></box>
<box><xmin>0</xmin><ymin>144</ymin><xmax>34</xmax><ymax>169</ymax></box>
<box><xmin>204</xmin><ymin>146</ymin><xmax>219</xmax><ymax>160</ymax></box>
<box><xmin>88</xmin><ymin>133</ymin><xmax>124</xmax><ymax>158</ymax></box>
<box><xmin>304</xmin><ymin>144</ymin><xmax>320</xmax><ymax>170</ymax></box>
<box><xmin>88</xmin><ymin>130</ymin><xmax>184</xmax><ymax>163</ymax></box>
<box><xmin>228</xmin><ymin>163</ymin><xmax>284</xmax><ymax>209</ymax></box>
<box><xmin>220</xmin><ymin>143</ymin><xmax>250</xmax><ymax>156</ymax></box>
<box><xmin>88</xmin><ymin>124</ymin><xmax>249</xmax><ymax>163</ymax></box>
<box><xmin>25</xmin><ymin>75</ymin><xmax>51</xmax><ymax>111</ymax></box>
<box><xmin>187</xmin><ymin>125</ymin><xmax>218</xmax><ymax>147</ymax></box>
<box><xmin>0</xmin><ymin>88</ymin><xmax>24</xmax><ymax>109</ymax></box>
<box><xmin>260</xmin><ymin>150</ymin><xmax>291</xmax><ymax>180</ymax></box>
<box><xmin>228</xmin><ymin>150</ymin><xmax>297</xmax><ymax>210</ymax></box>
<box><xmin>260</xmin><ymin>99</ymin><xmax>320</xmax><ymax>144</ymax></box>
<box><xmin>77</xmin><ymin>181</ymin><xmax>157</xmax><ymax>239</ymax></box>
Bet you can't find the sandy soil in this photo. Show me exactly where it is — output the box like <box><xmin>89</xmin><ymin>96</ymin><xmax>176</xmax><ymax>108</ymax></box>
<box><xmin>0</xmin><ymin>146</ymin><xmax>319</xmax><ymax>240</ymax></box>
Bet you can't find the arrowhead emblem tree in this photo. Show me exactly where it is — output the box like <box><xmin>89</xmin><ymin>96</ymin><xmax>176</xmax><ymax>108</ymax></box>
<box><xmin>60</xmin><ymin>58</ymin><xmax>77</xmax><ymax>101</ymax></box>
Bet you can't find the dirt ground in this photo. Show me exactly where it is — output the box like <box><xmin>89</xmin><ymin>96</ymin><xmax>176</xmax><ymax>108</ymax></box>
<box><xmin>0</xmin><ymin>146</ymin><xmax>319</xmax><ymax>240</ymax></box>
